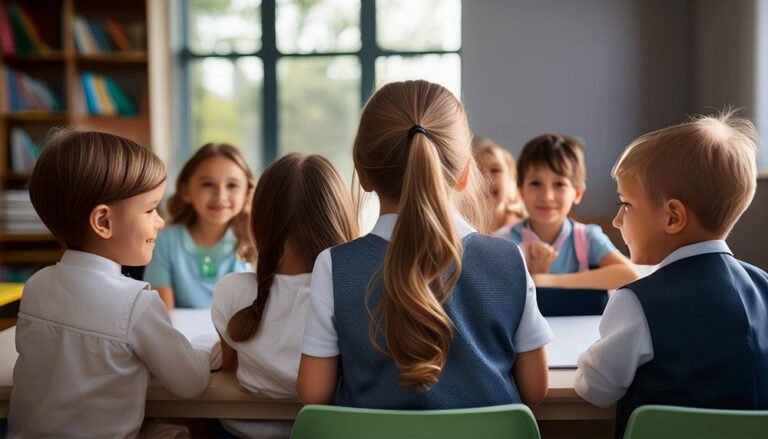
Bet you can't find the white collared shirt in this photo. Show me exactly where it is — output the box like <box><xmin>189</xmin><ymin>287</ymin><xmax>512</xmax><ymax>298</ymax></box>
<box><xmin>574</xmin><ymin>240</ymin><xmax>733</xmax><ymax>407</ymax></box>
<box><xmin>9</xmin><ymin>250</ymin><xmax>212</xmax><ymax>439</ymax></box>
<box><xmin>302</xmin><ymin>213</ymin><xmax>553</xmax><ymax>357</ymax></box>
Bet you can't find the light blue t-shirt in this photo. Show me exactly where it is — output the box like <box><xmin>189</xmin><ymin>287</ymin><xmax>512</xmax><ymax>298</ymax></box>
<box><xmin>144</xmin><ymin>224</ymin><xmax>252</xmax><ymax>308</ymax></box>
<box><xmin>507</xmin><ymin>219</ymin><xmax>616</xmax><ymax>274</ymax></box>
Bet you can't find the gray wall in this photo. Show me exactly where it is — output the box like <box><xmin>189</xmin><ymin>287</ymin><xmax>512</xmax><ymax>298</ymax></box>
<box><xmin>463</xmin><ymin>0</ymin><xmax>767</xmax><ymax>269</ymax></box>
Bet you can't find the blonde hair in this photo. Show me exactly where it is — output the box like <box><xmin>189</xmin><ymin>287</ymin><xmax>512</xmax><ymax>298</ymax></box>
<box><xmin>29</xmin><ymin>128</ymin><xmax>166</xmax><ymax>249</ymax></box>
<box><xmin>473</xmin><ymin>139</ymin><xmax>527</xmax><ymax>220</ymax></box>
<box><xmin>516</xmin><ymin>134</ymin><xmax>586</xmax><ymax>189</ymax></box>
<box><xmin>167</xmin><ymin>143</ymin><xmax>256</xmax><ymax>263</ymax></box>
<box><xmin>354</xmin><ymin>80</ymin><xmax>486</xmax><ymax>390</ymax></box>
<box><xmin>612</xmin><ymin>110</ymin><xmax>757</xmax><ymax>237</ymax></box>
<box><xmin>227</xmin><ymin>153</ymin><xmax>358</xmax><ymax>342</ymax></box>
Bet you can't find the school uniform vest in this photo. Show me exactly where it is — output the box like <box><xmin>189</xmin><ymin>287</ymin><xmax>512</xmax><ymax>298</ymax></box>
<box><xmin>616</xmin><ymin>252</ymin><xmax>768</xmax><ymax>437</ymax></box>
<box><xmin>331</xmin><ymin>232</ymin><xmax>528</xmax><ymax>409</ymax></box>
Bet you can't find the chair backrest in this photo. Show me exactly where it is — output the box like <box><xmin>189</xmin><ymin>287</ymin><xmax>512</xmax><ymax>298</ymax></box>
<box><xmin>291</xmin><ymin>404</ymin><xmax>541</xmax><ymax>439</ymax></box>
<box><xmin>623</xmin><ymin>405</ymin><xmax>768</xmax><ymax>439</ymax></box>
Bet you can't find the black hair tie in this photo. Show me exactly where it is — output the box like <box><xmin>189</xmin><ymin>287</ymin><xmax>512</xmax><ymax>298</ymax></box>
<box><xmin>408</xmin><ymin>124</ymin><xmax>427</xmax><ymax>140</ymax></box>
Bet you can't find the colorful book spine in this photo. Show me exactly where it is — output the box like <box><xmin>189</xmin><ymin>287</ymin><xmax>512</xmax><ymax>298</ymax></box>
<box><xmin>104</xmin><ymin>77</ymin><xmax>136</xmax><ymax>115</ymax></box>
<box><xmin>103</xmin><ymin>18</ymin><xmax>133</xmax><ymax>51</ymax></box>
<box><xmin>81</xmin><ymin>72</ymin><xmax>100</xmax><ymax>114</ymax></box>
<box><xmin>13</xmin><ymin>3</ymin><xmax>50</xmax><ymax>54</ymax></box>
<box><xmin>0</xmin><ymin>3</ymin><xmax>15</xmax><ymax>54</ymax></box>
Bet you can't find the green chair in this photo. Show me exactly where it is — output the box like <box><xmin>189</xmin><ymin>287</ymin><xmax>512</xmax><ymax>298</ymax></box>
<box><xmin>623</xmin><ymin>404</ymin><xmax>768</xmax><ymax>439</ymax></box>
<box><xmin>291</xmin><ymin>404</ymin><xmax>541</xmax><ymax>439</ymax></box>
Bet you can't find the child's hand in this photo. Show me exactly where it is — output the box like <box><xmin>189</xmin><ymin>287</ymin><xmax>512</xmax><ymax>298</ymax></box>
<box><xmin>526</xmin><ymin>241</ymin><xmax>558</xmax><ymax>274</ymax></box>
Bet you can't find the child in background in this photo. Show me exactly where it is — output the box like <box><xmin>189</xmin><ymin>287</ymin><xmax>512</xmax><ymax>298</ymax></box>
<box><xmin>145</xmin><ymin>143</ymin><xmax>255</xmax><ymax>311</ymax></box>
<box><xmin>472</xmin><ymin>137</ymin><xmax>526</xmax><ymax>233</ymax></box>
<box><xmin>575</xmin><ymin>112</ymin><xmax>768</xmax><ymax>437</ymax></box>
<box><xmin>506</xmin><ymin>133</ymin><xmax>637</xmax><ymax>290</ymax></box>
<box><xmin>9</xmin><ymin>130</ymin><xmax>211</xmax><ymax>438</ymax></box>
<box><xmin>297</xmin><ymin>80</ymin><xmax>553</xmax><ymax>409</ymax></box>
<box><xmin>211</xmin><ymin>153</ymin><xmax>357</xmax><ymax>438</ymax></box>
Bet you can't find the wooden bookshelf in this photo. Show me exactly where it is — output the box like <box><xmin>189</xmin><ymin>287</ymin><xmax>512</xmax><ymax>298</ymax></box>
<box><xmin>0</xmin><ymin>0</ymin><xmax>150</xmax><ymax>271</ymax></box>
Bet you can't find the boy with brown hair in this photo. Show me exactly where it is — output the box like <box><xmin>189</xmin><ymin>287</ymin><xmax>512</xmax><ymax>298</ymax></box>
<box><xmin>575</xmin><ymin>111</ymin><xmax>768</xmax><ymax>437</ymax></box>
<box><xmin>8</xmin><ymin>129</ymin><xmax>212</xmax><ymax>438</ymax></box>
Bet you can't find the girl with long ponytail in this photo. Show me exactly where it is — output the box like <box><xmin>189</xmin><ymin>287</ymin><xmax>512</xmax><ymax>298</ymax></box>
<box><xmin>298</xmin><ymin>80</ymin><xmax>553</xmax><ymax>409</ymax></box>
<box><xmin>211</xmin><ymin>153</ymin><xmax>357</xmax><ymax>437</ymax></box>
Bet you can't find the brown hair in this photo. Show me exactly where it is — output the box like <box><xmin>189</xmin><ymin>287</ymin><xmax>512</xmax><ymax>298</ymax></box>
<box><xmin>612</xmin><ymin>110</ymin><xmax>757</xmax><ymax>237</ymax></box>
<box><xmin>29</xmin><ymin>128</ymin><xmax>166</xmax><ymax>249</ymax></box>
<box><xmin>473</xmin><ymin>139</ymin><xmax>526</xmax><ymax>220</ymax></box>
<box><xmin>226</xmin><ymin>153</ymin><xmax>358</xmax><ymax>342</ymax></box>
<box><xmin>166</xmin><ymin>143</ymin><xmax>256</xmax><ymax>262</ymax></box>
<box><xmin>516</xmin><ymin>134</ymin><xmax>586</xmax><ymax>188</ymax></box>
<box><xmin>354</xmin><ymin>80</ymin><xmax>486</xmax><ymax>390</ymax></box>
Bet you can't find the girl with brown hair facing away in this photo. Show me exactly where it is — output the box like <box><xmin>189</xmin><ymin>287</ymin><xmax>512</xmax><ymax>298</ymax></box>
<box><xmin>297</xmin><ymin>80</ymin><xmax>553</xmax><ymax>409</ymax></box>
<box><xmin>144</xmin><ymin>143</ymin><xmax>256</xmax><ymax>311</ymax></box>
<box><xmin>211</xmin><ymin>153</ymin><xmax>357</xmax><ymax>438</ymax></box>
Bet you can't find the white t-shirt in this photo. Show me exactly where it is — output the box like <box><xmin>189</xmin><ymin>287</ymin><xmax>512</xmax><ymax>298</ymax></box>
<box><xmin>302</xmin><ymin>213</ymin><xmax>554</xmax><ymax>358</ymax></box>
<box><xmin>9</xmin><ymin>250</ymin><xmax>211</xmax><ymax>439</ymax></box>
<box><xmin>212</xmin><ymin>271</ymin><xmax>312</xmax><ymax>399</ymax></box>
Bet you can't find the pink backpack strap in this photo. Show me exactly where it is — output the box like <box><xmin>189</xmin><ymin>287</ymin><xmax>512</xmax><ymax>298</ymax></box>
<box><xmin>572</xmin><ymin>221</ymin><xmax>589</xmax><ymax>272</ymax></box>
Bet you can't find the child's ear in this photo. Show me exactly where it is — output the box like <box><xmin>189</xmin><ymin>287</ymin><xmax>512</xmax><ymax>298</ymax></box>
<box><xmin>356</xmin><ymin>167</ymin><xmax>374</xmax><ymax>192</ymax></box>
<box><xmin>664</xmin><ymin>199</ymin><xmax>687</xmax><ymax>234</ymax></box>
<box><xmin>572</xmin><ymin>186</ymin><xmax>586</xmax><ymax>205</ymax></box>
<box><xmin>89</xmin><ymin>204</ymin><xmax>114</xmax><ymax>239</ymax></box>
<box><xmin>455</xmin><ymin>160</ymin><xmax>471</xmax><ymax>192</ymax></box>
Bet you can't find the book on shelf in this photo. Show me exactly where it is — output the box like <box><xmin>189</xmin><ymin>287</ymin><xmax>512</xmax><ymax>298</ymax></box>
<box><xmin>0</xmin><ymin>190</ymin><xmax>47</xmax><ymax>234</ymax></box>
<box><xmin>0</xmin><ymin>2</ymin><xmax>15</xmax><ymax>54</ymax></box>
<box><xmin>81</xmin><ymin>72</ymin><xmax>137</xmax><ymax>116</ymax></box>
<box><xmin>3</xmin><ymin>66</ymin><xmax>62</xmax><ymax>111</ymax></box>
<box><xmin>73</xmin><ymin>15</ymin><xmax>145</xmax><ymax>54</ymax></box>
<box><xmin>8</xmin><ymin>127</ymin><xmax>42</xmax><ymax>173</ymax></box>
<box><xmin>1</xmin><ymin>2</ymin><xmax>50</xmax><ymax>55</ymax></box>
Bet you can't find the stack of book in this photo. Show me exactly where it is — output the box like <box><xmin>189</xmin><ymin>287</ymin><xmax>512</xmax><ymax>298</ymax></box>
<box><xmin>8</xmin><ymin>127</ymin><xmax>42</xmax><ymax>173</ymax></box>
<box><xmin>0</xmin><ymin>2</ymin><xmax>51</xmax><ymax>55</ymax></box>
<box><xmin>4</xmin><ymin>66</ymin><xmax>62</xmax><ymax>112</ymax></box>
<box><xmin>72</xmin><ymin>15</ymin><xmax>146</xmax><ymax>54</ymax></box>
<box><xmin>0</xmin><ymin>190</ymin><xmax>48</xmax><ymax>234</ymax></box>
<box><xmin>81</xmin><ymin>72</ymin><xmax>137</xmax><ymax>116</ymax></box>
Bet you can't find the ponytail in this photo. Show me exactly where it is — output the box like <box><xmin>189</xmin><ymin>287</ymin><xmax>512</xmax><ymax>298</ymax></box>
<box><xmin>370</xmin><ymin>132</ymin><xmax>462</xmax><ymax>390</ymax></box>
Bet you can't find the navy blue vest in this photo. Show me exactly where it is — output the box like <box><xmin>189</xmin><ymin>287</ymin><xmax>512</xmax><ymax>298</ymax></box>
<box><xmin>331</xmin><ymin>232</ymin><xmax>528</xmax><ymax>409</ymax></box>
<box><xmin>616</xmin><ymin>252</ymin><xmax>768</xmax><ymax>437</ymax></box>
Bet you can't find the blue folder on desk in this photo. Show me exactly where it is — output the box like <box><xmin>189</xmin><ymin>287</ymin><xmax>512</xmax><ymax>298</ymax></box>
<box><xmin>536</xmin><ymin>287</ymin><xmax>608</xmax><ymax>317</ymax></box>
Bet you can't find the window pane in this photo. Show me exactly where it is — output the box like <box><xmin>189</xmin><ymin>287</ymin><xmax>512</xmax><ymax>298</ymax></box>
<box><xmin>376</xmin><ymin>54</ymin><xmax>461</xmax><ymax>98</ymax></box>
<box><xmin>278</xmin><ymin>56</ymin><xmax>360</xmax><ymax>181</ymax></box>
<box><xmin>188</xmin><ymin>0</ymin><xmax>262</xmax><ymax>54</ymax></box>
<box><xmin>276</xmin><ymin>0</ymin><xmax>361</xmax><ymax>54</ymax></box>
<box><xmin>376</xmin><ymin>0</ymin><xmax>460</xmax><ymax>51</ymax></box>
<box><xmin>189</xmin><ymin>57</ymin><xmax>263</xmax><ymax>169</ymax></box>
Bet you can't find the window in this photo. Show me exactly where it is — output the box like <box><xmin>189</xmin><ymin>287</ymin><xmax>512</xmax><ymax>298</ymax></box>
<box><xmin>175</xmin><ymin>0</ymin><xmax>461</xmax><ymax>179</ymax></box>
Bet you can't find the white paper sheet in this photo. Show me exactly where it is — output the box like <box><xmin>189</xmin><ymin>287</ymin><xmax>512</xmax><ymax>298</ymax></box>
<box><xmin>545</xmin><ymin>315</ymin><xmax>601</xmax><ymax>368</ymax></box>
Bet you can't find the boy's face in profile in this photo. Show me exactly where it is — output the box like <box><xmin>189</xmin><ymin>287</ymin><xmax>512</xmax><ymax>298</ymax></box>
<box><xmin>613</xmin><ymin>173</ymin><xmax>668</xmax><ymax>265</ymax></box>
<box><xmin>108</xmin><ymin>182</ymin><xmax>167</xmax><ymax>266</ymax></box>
<box><xmin>519</xmin><ymin>165</ymin><xmax>583</xmax><ymax>228</ymax></box>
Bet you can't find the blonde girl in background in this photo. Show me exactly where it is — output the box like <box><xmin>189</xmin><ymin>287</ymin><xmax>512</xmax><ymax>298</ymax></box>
<box><xmin>472</xmin><ymin>137</ymin><xmax>526</xmax><ymax>233</ymax></box>
<box><xmin>144</xmin><ymin>143</ymin><xmax>256</xmax><ymax>311</ymax></box>
<box><xmin>211</xmin><ymin>153</ymin><xmax>357</xmax><ymax>438</ymax></box>
<box><xmin>297</xmin><ymin>80</ymin><xmax>553</xmax><ymax>409</ymax></box>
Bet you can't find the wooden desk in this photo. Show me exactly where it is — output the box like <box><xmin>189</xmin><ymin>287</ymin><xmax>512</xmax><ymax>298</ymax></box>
<box><xmin>0</xmin><ymin>325</ymin><xmax>614</xmax><ymax>422</ymax></box>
